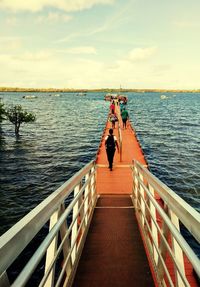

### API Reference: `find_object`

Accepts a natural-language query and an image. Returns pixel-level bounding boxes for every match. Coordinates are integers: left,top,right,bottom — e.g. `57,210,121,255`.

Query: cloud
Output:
60,46,97,55
127,47,158,62
36,12,72,23
12,51,52,62
0,37,22,51
174,21,200,28
5,16,18,26
55,0,130,43
0,0,115,12
0,51,104,88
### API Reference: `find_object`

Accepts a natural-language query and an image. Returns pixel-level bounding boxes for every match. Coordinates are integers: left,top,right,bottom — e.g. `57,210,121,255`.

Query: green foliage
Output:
6,105,36,135
0,100,6,123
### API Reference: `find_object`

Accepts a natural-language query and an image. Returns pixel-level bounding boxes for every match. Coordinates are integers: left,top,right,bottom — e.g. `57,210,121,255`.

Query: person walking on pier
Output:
109,112,118,129
121,108,129,129
105,128,119,171
110,101,115,114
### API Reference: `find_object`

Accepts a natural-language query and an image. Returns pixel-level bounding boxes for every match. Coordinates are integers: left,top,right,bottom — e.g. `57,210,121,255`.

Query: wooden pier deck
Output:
72,106,156,286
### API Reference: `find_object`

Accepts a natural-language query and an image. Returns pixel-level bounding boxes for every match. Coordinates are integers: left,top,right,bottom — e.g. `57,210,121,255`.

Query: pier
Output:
73,104,154,286
0,102,200,287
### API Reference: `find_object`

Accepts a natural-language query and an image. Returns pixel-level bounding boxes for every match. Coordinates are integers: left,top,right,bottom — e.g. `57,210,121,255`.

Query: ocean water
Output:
0,92,199,251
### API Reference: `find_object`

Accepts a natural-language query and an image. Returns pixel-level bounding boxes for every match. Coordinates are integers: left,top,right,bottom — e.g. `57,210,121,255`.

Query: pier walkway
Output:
72,106,155,286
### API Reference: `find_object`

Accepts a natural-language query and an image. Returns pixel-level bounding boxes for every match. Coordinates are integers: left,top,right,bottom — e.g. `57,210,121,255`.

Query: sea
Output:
0,91,200,255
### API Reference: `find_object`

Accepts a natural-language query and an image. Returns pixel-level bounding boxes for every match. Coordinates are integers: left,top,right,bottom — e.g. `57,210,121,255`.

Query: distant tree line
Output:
0,87,200,93
0,100,36,136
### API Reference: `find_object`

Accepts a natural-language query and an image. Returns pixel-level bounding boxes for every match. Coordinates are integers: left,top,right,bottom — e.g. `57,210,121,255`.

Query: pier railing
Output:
132,160,200,287
0,160,97,287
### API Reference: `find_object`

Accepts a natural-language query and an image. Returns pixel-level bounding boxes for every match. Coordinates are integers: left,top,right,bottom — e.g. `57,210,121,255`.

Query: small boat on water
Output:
76,92,87,96
48,94,61,97
22,95,38,99
160,94,168,100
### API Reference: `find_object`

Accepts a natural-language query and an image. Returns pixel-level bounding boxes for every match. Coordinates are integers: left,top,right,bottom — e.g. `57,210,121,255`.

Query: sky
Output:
0,0,200,89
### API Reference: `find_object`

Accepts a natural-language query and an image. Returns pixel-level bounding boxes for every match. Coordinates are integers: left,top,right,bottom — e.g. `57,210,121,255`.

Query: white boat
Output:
22,95,38,99
160,95,168,100
48,93,61,97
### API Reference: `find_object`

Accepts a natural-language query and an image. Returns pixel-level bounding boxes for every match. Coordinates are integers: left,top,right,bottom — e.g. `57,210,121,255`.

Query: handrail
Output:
132,160,200,286
135,172,200,280
0,160,97,287
134,160,200,243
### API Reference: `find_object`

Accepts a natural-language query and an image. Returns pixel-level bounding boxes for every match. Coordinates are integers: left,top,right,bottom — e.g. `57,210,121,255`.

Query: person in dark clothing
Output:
105,128,119,171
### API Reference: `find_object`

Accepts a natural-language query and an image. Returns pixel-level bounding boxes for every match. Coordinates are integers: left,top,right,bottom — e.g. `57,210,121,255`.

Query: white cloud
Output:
0,37,22,51
61,46,97,55
55,1,130,43
127,47,158,62
0,0,115,12
174,21,200,28
36,12,72,23
14,51,52,61
0,51,104,88
5,16,18,26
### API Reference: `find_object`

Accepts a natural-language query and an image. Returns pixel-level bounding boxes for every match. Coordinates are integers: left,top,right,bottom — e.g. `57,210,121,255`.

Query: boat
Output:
22,95,38,99
48,94,61,97
76,92,87,96
160,94,168,100
0,103,199,287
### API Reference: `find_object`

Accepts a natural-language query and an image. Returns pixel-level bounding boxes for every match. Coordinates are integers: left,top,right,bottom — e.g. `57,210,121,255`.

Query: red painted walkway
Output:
72,103,199,287
72,104,155,286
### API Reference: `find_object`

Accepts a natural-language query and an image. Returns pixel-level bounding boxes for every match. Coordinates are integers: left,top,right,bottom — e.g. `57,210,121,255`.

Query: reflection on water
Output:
0,92,200,238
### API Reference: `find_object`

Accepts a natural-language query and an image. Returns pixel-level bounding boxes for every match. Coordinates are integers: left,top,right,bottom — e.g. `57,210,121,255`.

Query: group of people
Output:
109,99,129,129
105,97,130,171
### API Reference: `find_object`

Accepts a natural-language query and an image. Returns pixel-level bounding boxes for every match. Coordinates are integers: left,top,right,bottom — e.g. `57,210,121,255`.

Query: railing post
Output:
149,184,159,264
156,204,170,284
84,172,90,226
139,172,146,227
169,209,185,287
91,166,96,205
44,208,59,287
71,184,81,264
59,203,72,277
132,163,139,210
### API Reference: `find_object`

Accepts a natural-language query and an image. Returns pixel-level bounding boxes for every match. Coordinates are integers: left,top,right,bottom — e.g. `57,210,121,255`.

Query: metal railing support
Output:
44,208,59,287
132,160,200,287
0,160,97,287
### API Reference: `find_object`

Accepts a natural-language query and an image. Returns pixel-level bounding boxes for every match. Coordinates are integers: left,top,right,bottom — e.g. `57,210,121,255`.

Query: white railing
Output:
0,160,97,287
132,160,200,287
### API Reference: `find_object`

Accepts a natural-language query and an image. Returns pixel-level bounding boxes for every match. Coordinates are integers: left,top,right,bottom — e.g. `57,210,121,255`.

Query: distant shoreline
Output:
0,87,200,93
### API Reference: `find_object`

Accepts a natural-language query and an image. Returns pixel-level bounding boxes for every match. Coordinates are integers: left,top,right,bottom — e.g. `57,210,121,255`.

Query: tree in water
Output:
6,105,36,136
0,100,6,137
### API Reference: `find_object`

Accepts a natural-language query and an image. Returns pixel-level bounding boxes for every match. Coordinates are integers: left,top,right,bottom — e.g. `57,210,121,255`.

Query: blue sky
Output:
0,0,200,89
